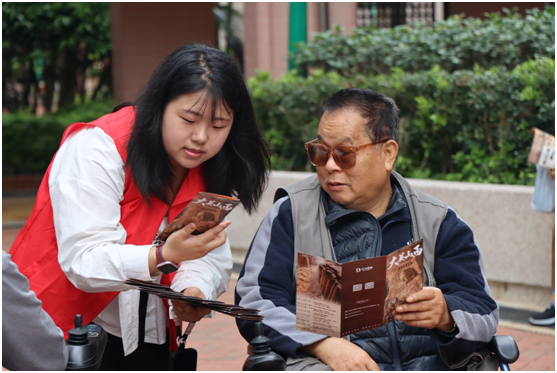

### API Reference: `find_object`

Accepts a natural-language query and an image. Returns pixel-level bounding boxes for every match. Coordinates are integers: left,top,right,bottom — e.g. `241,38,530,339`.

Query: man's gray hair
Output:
319,88,399,142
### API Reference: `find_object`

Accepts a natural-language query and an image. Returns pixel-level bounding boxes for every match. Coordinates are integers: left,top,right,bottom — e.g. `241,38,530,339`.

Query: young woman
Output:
9,43,270,370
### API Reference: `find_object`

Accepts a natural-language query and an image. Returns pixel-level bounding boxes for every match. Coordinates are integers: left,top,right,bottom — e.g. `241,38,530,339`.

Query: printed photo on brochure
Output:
155,192,240,242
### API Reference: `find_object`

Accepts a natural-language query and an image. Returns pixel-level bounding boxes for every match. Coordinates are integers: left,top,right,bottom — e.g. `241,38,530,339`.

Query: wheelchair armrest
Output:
487,335,519,364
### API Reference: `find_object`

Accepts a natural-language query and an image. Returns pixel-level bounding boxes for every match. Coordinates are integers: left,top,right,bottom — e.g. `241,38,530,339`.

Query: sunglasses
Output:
304,138,390,169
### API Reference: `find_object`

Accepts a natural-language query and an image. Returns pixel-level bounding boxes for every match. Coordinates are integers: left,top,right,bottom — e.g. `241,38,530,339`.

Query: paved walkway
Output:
3,196,555,371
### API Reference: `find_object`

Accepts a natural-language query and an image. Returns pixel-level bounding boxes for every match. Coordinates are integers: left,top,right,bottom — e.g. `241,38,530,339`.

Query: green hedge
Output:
292,7,554,77
2,98,114,175
249,57,555,185
4,58,554,186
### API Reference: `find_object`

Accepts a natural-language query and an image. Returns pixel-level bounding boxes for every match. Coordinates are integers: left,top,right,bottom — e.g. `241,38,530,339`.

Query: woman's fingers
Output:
172,300,210,322
197,221,231,244
163,220,231,262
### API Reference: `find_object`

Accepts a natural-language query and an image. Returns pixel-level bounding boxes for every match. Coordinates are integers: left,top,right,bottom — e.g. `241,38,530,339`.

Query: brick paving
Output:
501,326,555,371
2,228,20,253
186,278,249,371
3,197,555,371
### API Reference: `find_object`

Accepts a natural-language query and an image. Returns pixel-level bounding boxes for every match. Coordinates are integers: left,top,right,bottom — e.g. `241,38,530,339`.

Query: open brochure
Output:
155,192,240,242
528,128,555,169
296,239,424,338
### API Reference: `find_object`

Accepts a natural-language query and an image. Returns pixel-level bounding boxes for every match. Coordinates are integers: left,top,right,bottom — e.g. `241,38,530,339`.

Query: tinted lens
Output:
308,145,329,166
334,146,356,168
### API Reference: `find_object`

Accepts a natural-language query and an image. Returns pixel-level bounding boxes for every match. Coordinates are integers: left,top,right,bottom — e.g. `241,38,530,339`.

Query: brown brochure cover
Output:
155,192,240,242
296,239,424,338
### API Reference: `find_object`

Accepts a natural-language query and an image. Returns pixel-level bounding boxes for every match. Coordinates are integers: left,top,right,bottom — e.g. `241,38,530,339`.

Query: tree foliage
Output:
248,7,555,185
213,2,243,70
2,98,114,175
2,2,112,112
292,7,554,76
248,57,555,185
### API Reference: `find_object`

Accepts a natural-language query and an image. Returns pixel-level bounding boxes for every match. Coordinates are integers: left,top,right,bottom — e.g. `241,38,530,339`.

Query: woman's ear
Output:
383,140,399,172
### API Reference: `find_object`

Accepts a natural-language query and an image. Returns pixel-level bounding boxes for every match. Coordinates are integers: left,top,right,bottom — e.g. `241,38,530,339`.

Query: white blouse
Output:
49,127,232,355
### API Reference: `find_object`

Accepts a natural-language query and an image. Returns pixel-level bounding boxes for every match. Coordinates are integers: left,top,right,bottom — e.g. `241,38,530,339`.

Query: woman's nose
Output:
191,124,208,144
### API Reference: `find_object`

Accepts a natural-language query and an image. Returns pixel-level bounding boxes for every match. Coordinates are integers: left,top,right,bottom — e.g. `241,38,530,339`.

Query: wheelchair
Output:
241,322,520,371
488,335,520,371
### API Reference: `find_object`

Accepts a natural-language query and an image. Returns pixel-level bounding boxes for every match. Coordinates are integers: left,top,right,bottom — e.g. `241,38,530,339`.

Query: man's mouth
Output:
327,181,349,190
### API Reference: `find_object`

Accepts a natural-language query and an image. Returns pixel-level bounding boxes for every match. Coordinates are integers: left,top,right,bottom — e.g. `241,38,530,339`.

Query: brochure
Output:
122,193,255,320
528,128,555,169
296,239,424,338
124,279,263,321
155,192,240,242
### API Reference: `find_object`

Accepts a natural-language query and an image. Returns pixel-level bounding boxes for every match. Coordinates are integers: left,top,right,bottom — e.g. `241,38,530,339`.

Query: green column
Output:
289,2,307,71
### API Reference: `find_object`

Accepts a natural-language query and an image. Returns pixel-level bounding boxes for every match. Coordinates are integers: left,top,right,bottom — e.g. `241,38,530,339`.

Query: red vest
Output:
9,106,205,346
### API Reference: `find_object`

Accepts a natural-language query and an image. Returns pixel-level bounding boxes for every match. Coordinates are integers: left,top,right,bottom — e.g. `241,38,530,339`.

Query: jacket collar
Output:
378,177,408,223
322,175,408,227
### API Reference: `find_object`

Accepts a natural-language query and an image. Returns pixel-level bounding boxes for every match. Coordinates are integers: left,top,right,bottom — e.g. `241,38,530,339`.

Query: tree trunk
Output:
58,48,77,108
26,59,39,112
42,49,58,112
2,59,18,112
76,42,87,103
20,60,31,108
92,55,112,100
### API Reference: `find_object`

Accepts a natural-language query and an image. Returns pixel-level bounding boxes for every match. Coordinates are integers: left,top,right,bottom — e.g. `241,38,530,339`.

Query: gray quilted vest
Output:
273,170,448,286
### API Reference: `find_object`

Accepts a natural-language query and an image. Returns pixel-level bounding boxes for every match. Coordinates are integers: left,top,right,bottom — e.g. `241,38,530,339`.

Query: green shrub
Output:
292,7,555,77
249,70,345,171
2,98,114,175
248,57,555,185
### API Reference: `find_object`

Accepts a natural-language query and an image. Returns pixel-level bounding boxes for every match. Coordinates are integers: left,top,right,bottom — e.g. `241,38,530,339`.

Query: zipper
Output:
387,322,403,370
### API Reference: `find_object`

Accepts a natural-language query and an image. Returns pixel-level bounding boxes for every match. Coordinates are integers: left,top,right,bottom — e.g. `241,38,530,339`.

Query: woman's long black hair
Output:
124,43,270,214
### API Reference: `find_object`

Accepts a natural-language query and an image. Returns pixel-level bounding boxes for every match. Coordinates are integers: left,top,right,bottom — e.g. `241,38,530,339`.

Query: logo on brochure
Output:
356,266,373,273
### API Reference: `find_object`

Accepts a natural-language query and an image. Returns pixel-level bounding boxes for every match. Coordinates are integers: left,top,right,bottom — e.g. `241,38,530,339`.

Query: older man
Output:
235,88,498,370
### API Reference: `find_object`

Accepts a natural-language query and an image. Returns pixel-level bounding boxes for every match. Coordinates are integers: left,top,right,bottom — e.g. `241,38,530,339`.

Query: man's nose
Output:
324,152,342,172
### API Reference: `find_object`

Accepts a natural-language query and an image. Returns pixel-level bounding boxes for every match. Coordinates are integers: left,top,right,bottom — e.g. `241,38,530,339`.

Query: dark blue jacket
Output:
235,177,499,370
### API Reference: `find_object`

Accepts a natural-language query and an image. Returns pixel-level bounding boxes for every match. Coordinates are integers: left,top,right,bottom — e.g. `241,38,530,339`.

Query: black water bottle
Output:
243,322,286,371
65,314,107,370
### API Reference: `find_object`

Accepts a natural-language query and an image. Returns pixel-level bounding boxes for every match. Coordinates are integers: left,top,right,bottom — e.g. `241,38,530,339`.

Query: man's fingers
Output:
395,310,427,321
395,311,437,328
406,287,437,303
396,300,429,314
402,320,428,328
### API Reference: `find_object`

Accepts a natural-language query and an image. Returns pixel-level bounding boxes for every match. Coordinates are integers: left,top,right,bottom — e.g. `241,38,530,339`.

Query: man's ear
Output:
383,140,399,172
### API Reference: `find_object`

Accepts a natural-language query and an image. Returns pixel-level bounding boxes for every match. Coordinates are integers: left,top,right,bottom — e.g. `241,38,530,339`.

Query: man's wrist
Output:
436,309,456,332
434,324,459,344
437,322,457,333
301,336,330,356
436,296,455,332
